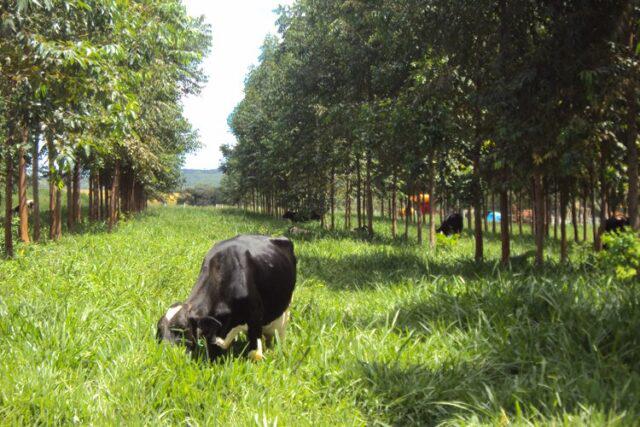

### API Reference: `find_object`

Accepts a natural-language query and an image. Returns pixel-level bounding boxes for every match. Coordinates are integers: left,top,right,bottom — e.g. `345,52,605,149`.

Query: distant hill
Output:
181,169,223,189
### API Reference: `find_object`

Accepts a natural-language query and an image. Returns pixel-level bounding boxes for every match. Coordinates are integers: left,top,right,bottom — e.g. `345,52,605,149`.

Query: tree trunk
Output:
560,186,568,263
534,171,545,266
356,156,362,228
100,179,105,221
66,174,73,231
31,131,40,242
545,193,551,238
517,193,523,235
591,184,598,249
429,171,436,248
108,163,120,231
404,197,410,241
626,92,638,229
365,152,374,235
500,188,510,264
491,192,496,234
416,192,422,245
344,176,351,230
483,195,488,233
47,136,62,241
596,153,607,251
571,198,579,243
553,192,558,240
18,139,30,243
4,137,14,257
73,160,81,226
88,169,94,221
582,196,588,242
473,149,483,261
330,169,336,231
391,174,397,238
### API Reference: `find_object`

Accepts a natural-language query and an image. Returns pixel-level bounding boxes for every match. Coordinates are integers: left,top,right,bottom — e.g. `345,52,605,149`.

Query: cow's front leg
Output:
247,323,264,362
215,325,248,350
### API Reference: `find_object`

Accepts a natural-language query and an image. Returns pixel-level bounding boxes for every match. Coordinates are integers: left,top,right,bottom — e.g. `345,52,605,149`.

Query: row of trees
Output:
0,0,210,257
223,0,639,265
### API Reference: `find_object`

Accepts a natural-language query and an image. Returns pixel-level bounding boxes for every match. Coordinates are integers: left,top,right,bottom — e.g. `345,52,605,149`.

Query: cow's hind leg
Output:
262,310,289,347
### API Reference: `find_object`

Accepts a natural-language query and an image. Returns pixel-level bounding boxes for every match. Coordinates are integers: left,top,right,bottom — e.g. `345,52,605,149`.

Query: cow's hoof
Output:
248,350,264,362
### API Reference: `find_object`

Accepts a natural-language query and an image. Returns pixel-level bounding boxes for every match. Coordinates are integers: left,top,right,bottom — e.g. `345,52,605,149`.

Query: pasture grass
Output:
0,206,638,425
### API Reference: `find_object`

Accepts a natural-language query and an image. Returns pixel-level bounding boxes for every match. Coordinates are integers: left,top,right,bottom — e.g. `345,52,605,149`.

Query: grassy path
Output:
0,207,638,425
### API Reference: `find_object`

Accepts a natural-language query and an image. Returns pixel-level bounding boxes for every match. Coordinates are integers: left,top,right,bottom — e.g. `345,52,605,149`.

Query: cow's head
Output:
156,302,197,351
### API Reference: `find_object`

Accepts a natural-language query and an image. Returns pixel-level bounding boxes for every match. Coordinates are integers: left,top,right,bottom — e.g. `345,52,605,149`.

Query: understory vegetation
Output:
0,207,638,425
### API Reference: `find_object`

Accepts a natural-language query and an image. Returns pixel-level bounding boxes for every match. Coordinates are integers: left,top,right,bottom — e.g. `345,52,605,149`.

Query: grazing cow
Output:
283,210,322,222
604,216,630,234
437,213,463,236
12,199,34,214
157,235,296,361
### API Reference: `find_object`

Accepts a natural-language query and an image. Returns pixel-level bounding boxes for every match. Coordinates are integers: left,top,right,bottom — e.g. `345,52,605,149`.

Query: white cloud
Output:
181,0,294,170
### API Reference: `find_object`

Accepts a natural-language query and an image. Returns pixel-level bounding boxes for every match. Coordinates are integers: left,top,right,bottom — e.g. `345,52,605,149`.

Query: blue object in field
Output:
487,211,502,222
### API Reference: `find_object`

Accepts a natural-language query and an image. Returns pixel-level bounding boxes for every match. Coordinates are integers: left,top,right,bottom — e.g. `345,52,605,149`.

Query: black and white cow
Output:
437,213,463,236
12,199,34,214
157,235,296,361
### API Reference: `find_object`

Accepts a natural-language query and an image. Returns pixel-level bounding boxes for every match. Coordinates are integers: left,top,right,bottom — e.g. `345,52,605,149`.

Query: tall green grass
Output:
0,207,638,425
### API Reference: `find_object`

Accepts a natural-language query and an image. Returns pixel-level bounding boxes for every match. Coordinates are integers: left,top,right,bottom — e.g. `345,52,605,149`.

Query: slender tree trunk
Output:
596,153,607,251
508,192,513,235
330,168,335,231
344,176,351,230
483,195,488,233
391,174,397,238
626,93,638,229
517,192,523,235
571,198,579,243
4,137,14,257
553,192,558,240
108,163,120,231
73,160,81,226
365,152,374,235
416,192,422,245
66,175,73,231
47,136,61,241
473,148,483,261
404,197,410,241
89,169,94,221
491,192,496,234
591,184,598,248
545,193,551,238
534,171,545,266
582,196,588,242
18,139,30,243
429,171,436,248
560,186,568,263
500,188,510,264
99,179,105,221
356,156,362,228
31,132,40,242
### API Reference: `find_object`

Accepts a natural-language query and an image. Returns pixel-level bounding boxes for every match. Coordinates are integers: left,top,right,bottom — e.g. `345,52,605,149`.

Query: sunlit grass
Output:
0,206,637,425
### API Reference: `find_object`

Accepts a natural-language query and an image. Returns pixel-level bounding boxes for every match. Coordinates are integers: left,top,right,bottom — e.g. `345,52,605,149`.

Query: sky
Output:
182,0,294,170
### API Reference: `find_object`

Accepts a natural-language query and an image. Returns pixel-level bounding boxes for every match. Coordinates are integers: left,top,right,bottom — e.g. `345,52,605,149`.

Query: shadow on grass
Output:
300,245,591,291
356,280,640,424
